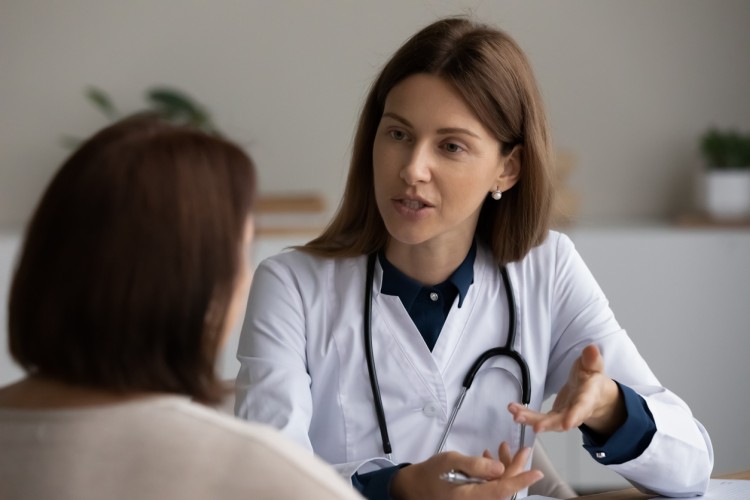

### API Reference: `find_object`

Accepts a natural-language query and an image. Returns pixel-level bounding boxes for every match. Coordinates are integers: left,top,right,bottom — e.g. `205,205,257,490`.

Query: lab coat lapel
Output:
371,263,448,411
430,251,488,374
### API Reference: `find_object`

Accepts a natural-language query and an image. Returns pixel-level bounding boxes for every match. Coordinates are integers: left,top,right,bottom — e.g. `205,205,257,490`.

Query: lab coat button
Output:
422,402,439,417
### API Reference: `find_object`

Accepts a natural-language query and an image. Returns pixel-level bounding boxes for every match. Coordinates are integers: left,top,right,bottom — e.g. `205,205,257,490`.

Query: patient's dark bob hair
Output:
8,114,256,404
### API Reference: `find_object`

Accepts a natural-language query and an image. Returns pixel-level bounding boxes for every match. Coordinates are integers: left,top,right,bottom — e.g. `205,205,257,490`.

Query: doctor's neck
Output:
384,238,473,286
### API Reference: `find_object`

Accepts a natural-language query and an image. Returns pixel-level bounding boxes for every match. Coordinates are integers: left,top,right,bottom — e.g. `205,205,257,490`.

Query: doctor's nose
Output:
399,144,432,185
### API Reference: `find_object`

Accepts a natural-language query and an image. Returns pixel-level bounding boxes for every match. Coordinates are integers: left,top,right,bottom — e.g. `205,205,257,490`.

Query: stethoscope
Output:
363,252,531,462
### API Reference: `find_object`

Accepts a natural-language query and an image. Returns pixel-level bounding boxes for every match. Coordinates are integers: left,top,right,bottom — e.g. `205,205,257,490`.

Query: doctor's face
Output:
372,73,516,255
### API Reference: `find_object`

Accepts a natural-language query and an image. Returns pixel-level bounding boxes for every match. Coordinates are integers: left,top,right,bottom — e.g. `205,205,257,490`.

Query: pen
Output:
439,470,487,484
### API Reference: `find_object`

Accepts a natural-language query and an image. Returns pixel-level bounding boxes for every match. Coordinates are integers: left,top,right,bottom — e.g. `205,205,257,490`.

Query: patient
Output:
0,114,361,500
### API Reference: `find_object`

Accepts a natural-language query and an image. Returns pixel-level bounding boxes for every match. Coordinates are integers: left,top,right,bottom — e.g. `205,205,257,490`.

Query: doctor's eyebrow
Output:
381,112,481,139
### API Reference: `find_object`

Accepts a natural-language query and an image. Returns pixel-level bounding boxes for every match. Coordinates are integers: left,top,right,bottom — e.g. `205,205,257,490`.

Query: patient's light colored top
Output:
0,394,361,500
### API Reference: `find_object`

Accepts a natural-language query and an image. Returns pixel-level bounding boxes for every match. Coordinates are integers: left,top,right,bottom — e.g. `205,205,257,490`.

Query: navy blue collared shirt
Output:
352,243,656,499
378,241,476,351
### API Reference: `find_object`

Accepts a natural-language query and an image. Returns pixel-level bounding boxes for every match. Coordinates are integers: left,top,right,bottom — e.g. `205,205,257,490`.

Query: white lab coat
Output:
236,231,713,497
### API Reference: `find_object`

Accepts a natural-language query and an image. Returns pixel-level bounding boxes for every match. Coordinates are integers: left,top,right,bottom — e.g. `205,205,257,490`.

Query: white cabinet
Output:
0,234,23,385
542,226,750,491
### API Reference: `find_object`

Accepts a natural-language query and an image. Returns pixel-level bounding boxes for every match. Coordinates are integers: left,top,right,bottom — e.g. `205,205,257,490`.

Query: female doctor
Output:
236,17,713,500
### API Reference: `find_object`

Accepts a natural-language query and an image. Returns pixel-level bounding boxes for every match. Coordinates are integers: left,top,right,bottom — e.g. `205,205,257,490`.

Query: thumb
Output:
581,344,604,373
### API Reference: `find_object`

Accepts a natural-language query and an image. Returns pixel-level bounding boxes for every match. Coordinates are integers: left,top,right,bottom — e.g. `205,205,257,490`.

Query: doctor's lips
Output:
393,195,433,211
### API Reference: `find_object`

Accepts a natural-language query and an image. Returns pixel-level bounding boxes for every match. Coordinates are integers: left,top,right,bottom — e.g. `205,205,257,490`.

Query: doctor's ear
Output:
495,145,522,192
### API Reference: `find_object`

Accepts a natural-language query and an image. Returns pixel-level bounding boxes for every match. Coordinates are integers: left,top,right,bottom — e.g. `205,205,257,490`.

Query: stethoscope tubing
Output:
364,252,531,463
364,253,393,460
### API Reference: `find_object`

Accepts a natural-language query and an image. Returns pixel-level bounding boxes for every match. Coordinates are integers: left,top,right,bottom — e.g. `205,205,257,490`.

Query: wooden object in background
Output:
255,192,327,236
676,213,750,229
256,194,325,214
550,150,580,228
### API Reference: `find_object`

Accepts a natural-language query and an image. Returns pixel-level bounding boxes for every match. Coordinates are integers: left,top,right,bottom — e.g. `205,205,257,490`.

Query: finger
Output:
509,404,567,433
445,453,505,479
482,449,493,459
486,469,544,498
498,441,512,468
504,446,533,476
507,403,547,423
532,413,568,433
547,400,600,432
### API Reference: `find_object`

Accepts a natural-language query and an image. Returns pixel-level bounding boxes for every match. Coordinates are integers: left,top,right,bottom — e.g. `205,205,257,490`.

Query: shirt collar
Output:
378,240,476,309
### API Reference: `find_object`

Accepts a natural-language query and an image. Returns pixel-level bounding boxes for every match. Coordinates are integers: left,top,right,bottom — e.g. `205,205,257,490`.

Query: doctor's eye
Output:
388,129,408,142
442,142,466,154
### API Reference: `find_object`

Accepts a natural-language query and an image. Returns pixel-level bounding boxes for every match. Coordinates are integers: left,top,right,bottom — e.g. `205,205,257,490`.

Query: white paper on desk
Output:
652,479,750,499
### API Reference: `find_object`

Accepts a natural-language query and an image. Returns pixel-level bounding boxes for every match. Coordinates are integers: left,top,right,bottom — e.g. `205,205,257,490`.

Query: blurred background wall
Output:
2,0,750,229
2,0,749,493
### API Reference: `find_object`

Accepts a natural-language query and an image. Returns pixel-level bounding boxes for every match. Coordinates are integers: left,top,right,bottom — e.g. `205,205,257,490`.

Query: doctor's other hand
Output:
508,344,626,437
389,442,543,500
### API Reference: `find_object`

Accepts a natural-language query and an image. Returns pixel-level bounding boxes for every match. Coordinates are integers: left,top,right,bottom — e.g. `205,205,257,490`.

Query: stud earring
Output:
491,189,502,201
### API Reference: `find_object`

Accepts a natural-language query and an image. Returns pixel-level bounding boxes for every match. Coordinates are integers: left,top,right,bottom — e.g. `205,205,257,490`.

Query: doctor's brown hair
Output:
304,16,552,264
8,114,256,404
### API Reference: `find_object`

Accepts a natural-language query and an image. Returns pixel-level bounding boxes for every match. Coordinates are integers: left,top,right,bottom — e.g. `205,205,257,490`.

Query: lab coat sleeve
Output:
235,257,314,449
234,256,396,481
544,233,713,497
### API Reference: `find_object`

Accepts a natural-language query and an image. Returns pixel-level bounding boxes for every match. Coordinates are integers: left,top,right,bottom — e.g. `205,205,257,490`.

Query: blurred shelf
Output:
255,192,326,237
676,213,750,229
256,193,325,214
256,226,323,237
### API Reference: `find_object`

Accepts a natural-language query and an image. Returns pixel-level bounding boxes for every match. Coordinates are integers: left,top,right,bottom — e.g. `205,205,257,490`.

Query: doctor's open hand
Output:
389,442,543,500
508,344,627,437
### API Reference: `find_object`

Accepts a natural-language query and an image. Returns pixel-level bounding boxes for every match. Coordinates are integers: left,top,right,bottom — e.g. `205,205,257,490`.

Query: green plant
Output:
700,128,750,169
64,85,220,147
